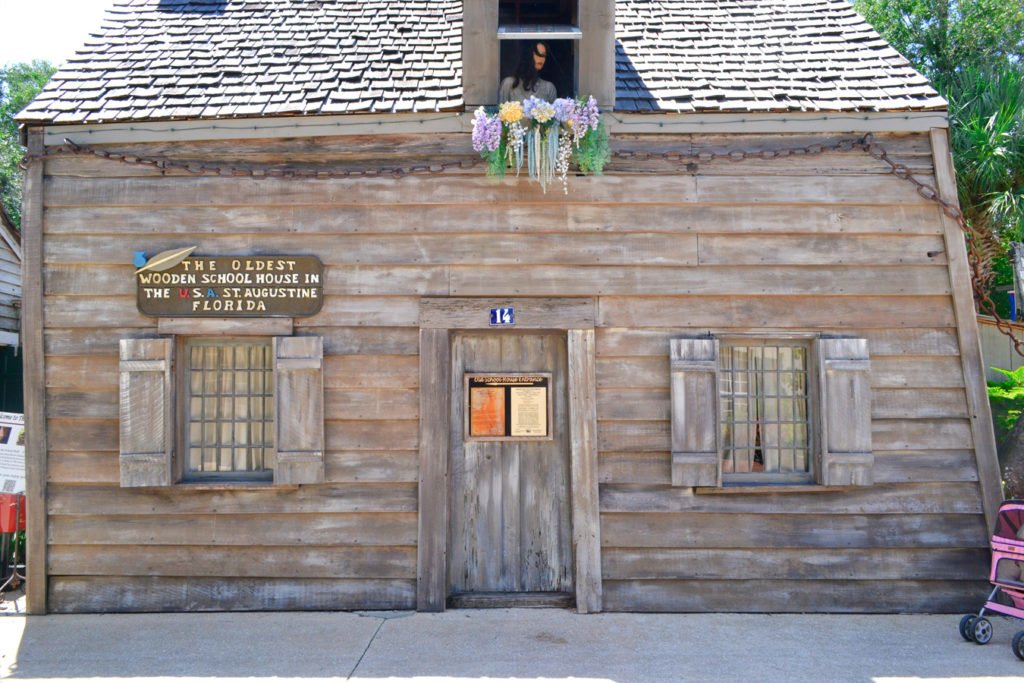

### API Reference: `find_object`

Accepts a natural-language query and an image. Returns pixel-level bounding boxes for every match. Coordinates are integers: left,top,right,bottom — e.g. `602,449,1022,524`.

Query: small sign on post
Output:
489,307,515,326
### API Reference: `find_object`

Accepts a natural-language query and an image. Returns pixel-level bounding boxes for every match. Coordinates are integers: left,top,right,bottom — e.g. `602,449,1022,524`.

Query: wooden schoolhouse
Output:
16,0,1001,613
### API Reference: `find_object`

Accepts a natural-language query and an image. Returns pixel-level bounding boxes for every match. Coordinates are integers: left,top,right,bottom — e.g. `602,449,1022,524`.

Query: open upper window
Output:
498,0,580,99
463,0,614,108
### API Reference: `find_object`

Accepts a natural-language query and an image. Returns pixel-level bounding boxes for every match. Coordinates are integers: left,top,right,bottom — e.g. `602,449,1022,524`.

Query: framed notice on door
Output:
465,373,553,441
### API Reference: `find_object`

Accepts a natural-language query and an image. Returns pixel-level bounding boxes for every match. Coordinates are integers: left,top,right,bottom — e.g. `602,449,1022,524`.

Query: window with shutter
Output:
119,338,174,488
118,334,325,487
669,335,872,488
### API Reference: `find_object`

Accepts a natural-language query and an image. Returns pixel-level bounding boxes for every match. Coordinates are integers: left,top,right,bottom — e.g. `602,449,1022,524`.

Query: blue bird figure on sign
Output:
132,251,147,268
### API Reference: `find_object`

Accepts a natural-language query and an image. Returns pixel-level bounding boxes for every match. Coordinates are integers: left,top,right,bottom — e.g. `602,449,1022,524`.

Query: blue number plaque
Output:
489,307,515,326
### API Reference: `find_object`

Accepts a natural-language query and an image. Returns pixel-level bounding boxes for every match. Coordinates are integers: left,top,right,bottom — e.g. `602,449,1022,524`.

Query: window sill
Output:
694,484,846,495
175,481,293,491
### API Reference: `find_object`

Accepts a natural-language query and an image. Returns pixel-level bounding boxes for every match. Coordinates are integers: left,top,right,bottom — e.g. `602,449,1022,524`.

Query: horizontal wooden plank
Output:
694,174,934,205
597,358,669,390
598,389,670,421
50,512,418,546
45,233,698,266
49,576,416,612
873,388,968,419
297,297,420,327
597,419,972,455
699,235,947,266
450,265,950,297
46,389,117,420
324,356,419,389
599,421,670,452
873,451,979,483
600,512,988,548
48,418,117,452
49,483,417,515
601,579,986,613
45,328,155,356
44,202,944,236
43,174,700,208
49,544,416,579
596,327,960,357
48,451,119,485
325,451,418,483
599,482,983,514
871,357,964,388
45,296,151,327
326,420,418,451
602,547,988,581
873,419,973,450
45,356,117,388
317,327,419,355
603,355,968,393
420,297,595,329
595,388,970,421
325,388,419,420
598,450,985,486
598,296,956,328
599,451,671,485
45,131,929,162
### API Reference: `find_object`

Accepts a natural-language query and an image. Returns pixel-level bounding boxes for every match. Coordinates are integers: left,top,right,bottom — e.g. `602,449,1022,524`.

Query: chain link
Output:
21,132,1022,354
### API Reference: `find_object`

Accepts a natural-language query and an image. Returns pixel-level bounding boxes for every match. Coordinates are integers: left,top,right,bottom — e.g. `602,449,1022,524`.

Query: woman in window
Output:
498,41,556,102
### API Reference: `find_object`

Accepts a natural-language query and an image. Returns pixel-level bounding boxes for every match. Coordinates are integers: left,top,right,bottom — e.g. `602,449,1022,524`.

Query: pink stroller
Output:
960,500,1024,659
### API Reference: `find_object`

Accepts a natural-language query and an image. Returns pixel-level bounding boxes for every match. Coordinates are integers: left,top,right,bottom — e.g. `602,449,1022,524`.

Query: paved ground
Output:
4,589,1024,682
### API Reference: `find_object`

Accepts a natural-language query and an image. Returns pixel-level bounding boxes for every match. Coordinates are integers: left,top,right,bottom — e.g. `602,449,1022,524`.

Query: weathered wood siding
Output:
40,131,990,612
0,215,21,338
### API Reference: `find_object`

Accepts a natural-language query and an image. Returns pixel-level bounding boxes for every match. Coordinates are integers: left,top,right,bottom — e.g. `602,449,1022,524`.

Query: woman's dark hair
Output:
512,41,548,91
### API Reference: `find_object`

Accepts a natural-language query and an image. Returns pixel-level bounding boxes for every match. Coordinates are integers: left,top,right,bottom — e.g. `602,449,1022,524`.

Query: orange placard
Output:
469,386,506,436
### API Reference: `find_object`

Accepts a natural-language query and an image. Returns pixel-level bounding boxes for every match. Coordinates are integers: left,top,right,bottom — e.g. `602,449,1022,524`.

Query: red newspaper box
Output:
0,493,25,533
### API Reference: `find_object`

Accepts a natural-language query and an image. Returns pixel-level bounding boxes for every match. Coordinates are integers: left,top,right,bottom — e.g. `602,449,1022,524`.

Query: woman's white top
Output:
498,76,557,103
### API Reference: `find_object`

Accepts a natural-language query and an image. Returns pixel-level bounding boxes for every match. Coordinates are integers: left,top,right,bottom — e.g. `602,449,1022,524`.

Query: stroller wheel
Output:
960,615,977,641
973,617,993,645
1013,631,1024,661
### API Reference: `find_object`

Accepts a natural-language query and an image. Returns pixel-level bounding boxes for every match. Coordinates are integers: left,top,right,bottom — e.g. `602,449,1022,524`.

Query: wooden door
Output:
448,332,573,603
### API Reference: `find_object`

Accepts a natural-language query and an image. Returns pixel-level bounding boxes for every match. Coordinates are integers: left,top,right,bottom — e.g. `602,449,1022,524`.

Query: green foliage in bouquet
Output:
572,118,609,176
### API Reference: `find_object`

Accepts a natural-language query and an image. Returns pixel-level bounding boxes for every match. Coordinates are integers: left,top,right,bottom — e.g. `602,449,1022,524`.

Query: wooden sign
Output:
136,254,324,317
466,374,552,440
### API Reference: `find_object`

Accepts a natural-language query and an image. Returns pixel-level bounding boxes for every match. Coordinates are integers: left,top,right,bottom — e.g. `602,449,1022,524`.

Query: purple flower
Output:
571,95,601,133
471,107,502,153
552,98,577,123
522,96,544,119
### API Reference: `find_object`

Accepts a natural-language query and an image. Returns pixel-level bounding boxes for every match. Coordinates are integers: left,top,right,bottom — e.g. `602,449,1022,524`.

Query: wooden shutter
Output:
119,338,174,487
817,338,873,486
670,338,721,487
273,336,325,485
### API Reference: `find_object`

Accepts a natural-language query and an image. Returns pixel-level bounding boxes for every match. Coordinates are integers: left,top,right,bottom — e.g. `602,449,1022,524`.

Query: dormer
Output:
463,0,615,109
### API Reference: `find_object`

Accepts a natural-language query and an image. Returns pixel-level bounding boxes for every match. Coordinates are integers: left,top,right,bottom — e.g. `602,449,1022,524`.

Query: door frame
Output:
416,297,602,613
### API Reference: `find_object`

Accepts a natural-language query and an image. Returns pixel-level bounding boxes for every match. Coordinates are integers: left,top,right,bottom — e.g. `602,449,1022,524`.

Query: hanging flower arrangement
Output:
471,95,610,194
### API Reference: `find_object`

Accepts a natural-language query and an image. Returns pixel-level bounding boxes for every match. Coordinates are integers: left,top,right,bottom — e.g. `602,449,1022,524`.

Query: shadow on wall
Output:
158,0,228,13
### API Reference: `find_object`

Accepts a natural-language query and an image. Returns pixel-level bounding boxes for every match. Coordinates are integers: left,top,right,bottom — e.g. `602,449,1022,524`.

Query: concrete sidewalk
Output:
4,605,1024,682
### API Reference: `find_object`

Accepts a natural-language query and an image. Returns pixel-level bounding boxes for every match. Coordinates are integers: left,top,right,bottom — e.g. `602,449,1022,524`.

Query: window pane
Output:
185,339,273,477
720,340,810,477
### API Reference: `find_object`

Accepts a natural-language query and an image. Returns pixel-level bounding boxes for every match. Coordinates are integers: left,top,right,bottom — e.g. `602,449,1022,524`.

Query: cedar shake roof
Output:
18,0,944,125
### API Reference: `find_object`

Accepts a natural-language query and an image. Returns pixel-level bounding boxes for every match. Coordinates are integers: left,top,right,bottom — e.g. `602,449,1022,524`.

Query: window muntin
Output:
184,338,274,479
719,340,812,481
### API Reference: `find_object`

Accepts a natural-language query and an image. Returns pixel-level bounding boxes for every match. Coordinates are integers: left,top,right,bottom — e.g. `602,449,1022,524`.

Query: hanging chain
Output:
21,132,1022,353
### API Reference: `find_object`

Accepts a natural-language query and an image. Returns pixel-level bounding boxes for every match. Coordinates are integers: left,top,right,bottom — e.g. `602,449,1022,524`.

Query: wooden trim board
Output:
929,127,1002,533
22,128,47,613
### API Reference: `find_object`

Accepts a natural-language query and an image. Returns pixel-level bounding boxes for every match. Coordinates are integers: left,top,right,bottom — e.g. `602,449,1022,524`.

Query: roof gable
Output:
18,0,943,126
